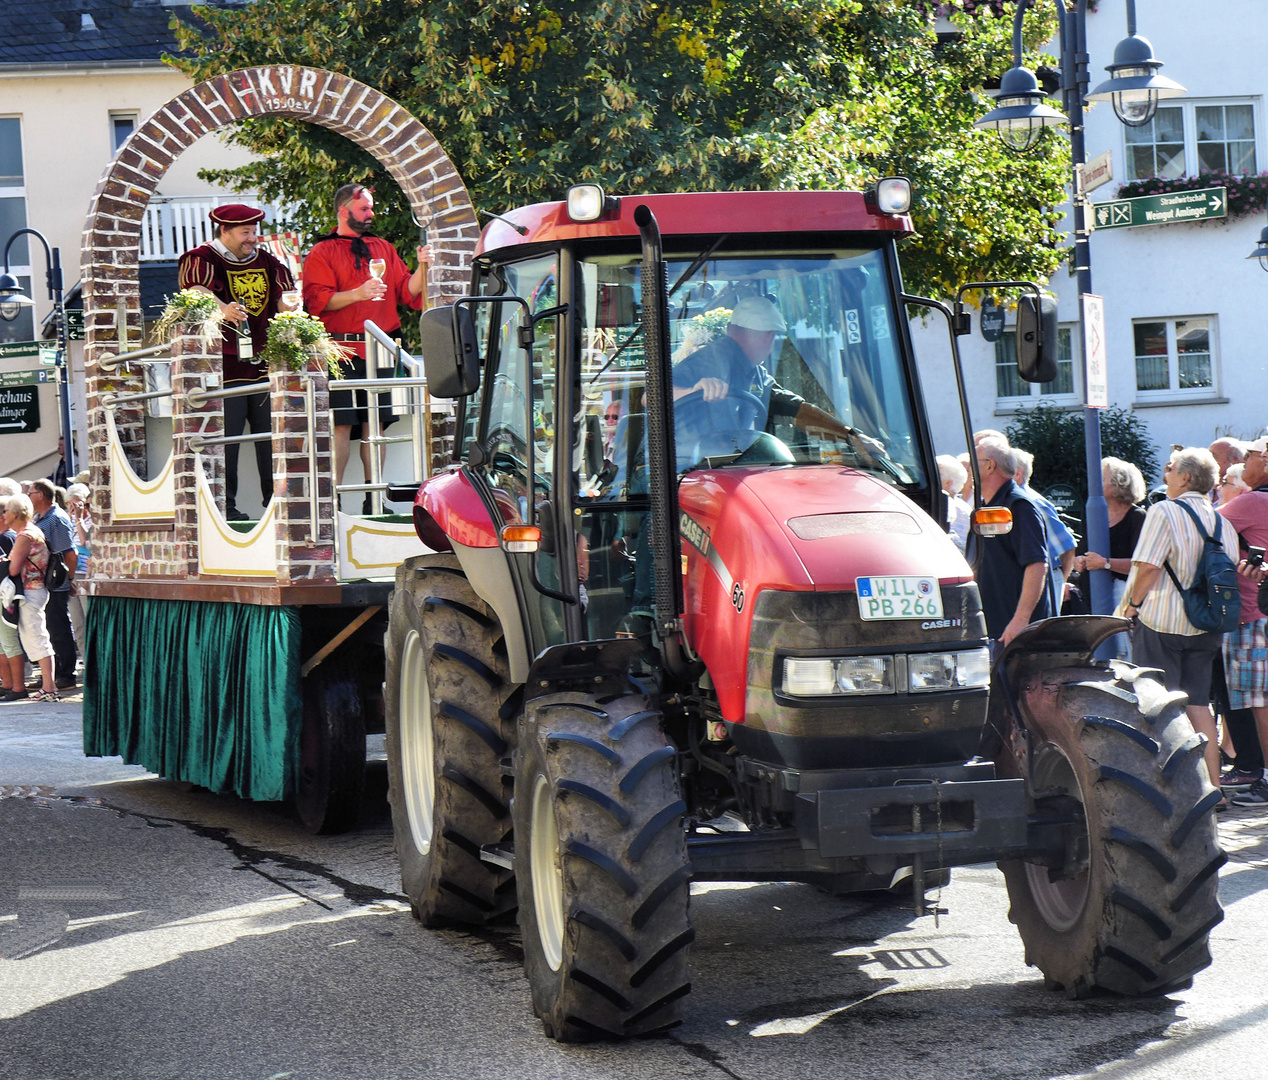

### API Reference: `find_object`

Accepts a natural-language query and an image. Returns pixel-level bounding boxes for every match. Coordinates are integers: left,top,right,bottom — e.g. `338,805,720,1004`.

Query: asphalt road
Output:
3,695,1268,1080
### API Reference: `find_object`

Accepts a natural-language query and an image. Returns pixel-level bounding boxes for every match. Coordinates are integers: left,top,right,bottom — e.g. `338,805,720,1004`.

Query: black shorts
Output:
330,353,395,433
1131,621,1222,706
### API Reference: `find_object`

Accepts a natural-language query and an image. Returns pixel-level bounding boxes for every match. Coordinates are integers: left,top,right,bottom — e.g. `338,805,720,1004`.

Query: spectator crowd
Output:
958,430,1268,811
1,471,92,703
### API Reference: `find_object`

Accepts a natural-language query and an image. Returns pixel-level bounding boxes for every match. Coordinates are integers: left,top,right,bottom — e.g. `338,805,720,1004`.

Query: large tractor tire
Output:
1001,664,1225,998
295,661,367,834
515,690,693,1042
385,554,519,926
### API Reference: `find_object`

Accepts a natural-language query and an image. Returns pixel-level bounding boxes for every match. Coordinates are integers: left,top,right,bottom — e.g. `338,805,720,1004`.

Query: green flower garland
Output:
152,288,224,348
260,311,350,378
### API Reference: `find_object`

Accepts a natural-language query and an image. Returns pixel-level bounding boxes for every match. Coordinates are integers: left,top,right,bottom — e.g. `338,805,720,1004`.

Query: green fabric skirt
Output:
83,596,302,802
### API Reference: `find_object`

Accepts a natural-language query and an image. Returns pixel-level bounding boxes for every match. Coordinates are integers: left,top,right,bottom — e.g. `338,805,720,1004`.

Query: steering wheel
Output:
673,386,767,431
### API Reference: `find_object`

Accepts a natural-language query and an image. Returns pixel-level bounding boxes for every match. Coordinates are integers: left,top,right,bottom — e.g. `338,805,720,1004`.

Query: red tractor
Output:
384,183,1223,1041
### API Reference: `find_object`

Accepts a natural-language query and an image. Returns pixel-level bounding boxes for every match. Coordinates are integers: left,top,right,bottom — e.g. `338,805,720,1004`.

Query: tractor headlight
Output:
781,649,988,697
783,656,894,697
908,649,991,693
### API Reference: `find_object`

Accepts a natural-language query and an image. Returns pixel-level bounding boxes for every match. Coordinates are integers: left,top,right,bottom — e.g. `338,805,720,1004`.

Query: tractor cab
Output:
418,186,941,669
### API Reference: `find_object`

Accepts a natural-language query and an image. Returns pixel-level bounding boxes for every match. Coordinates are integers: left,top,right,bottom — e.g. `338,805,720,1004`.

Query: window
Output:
1133,317,1216,397
110,113,137,153
1196,104,1256,174
0,117,32,343
994,325,1078,402
1125,100,1258,180
0,118,22,186
1124,106,1185,180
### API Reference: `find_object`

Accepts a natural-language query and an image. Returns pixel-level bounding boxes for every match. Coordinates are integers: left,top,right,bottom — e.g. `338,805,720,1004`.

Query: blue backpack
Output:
1162,500,1241,634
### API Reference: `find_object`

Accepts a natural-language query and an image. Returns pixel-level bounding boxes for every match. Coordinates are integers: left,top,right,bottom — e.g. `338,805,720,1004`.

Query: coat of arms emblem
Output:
227,269,270,317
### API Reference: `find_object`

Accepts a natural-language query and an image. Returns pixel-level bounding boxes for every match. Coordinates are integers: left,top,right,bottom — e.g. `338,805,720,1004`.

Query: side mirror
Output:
1016,295,1058,383
419,304,481,398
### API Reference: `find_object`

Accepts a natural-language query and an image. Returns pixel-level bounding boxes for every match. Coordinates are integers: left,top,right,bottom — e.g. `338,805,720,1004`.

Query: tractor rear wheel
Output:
385,554,518,926
1002,664,1225,997
515,690,693,1042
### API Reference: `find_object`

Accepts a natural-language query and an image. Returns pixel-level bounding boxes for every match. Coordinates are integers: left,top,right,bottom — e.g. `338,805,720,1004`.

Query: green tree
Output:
170,0,1069,298
1006,402,1161,521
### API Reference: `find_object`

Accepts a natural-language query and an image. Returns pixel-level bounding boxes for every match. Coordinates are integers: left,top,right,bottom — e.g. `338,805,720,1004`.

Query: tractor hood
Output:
678,464,971,595
677,465,974,723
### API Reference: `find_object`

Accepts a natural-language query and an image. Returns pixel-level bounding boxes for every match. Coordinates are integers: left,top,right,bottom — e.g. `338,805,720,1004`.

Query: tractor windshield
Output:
577,247,926,497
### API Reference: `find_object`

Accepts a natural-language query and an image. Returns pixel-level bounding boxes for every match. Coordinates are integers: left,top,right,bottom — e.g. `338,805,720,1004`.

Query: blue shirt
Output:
34,505,74,592
672,335,803,423
1027,486,1075,604
969,480,1055,639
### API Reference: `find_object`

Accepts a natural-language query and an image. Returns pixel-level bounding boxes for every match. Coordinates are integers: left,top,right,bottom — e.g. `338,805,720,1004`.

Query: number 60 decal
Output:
731,582,745,612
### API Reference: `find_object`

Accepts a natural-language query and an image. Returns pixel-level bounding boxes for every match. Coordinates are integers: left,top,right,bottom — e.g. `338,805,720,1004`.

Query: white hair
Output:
977,437,1016,476
1102,457,1146,505
1012,448,1034,485
936,455,968,493
0,476,20,498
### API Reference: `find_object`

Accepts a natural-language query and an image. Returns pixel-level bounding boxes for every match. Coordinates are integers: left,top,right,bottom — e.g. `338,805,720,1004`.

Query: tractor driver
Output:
671,296,882,459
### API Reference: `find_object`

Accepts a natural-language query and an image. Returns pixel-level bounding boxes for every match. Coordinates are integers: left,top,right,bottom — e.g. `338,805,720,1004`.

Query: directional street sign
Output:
0,340,41,360
0,368,51,388
1092,186,1226,231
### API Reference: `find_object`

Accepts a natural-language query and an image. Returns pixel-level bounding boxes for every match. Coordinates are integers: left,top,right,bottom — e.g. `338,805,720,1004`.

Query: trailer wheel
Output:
515,691,692,1042
295,662,366,834
385,555,517,926
1002,665,1225,998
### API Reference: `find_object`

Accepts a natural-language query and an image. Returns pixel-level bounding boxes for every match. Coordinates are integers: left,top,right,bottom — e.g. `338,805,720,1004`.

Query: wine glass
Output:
368,258,387,300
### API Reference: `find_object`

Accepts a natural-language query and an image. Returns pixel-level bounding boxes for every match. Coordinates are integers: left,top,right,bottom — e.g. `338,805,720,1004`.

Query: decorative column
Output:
170,326,225,578
270,362,336,585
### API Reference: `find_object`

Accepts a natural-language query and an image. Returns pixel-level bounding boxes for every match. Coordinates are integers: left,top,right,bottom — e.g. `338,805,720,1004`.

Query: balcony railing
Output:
139,196,268,262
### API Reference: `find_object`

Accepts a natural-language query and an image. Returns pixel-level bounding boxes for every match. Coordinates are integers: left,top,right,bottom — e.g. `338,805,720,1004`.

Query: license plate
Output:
856,576,943,621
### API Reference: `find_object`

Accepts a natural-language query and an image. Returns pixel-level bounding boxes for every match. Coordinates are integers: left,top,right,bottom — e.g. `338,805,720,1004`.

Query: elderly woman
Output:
3,493,57,701
0,479,25,700
66,482,92,659
1118,447,1237,792
1075,457,1148,612
1218,462,1251,507
936,454,971,553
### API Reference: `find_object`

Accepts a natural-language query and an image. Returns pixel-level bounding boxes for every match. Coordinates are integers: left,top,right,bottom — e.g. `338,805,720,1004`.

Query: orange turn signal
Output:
973,506,1013,536
501,525,541,553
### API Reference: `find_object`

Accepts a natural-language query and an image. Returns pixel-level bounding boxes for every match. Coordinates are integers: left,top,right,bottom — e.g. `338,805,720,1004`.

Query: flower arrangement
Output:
259,310,350,377
152,288,224,349
1116,171,1268,221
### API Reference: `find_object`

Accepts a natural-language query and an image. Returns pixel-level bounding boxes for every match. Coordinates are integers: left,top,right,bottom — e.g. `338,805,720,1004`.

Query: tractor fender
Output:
523,638,655,706
987,614,1133,784
413,468,502,550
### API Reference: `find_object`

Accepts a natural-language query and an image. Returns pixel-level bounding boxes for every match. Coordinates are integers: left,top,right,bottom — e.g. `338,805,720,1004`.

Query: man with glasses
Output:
967,437,1054,647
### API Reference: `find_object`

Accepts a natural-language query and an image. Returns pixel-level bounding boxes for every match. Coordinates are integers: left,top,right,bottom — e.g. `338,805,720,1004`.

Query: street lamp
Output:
1246,223,1268,271
973,0,1183,619
0,229,75,478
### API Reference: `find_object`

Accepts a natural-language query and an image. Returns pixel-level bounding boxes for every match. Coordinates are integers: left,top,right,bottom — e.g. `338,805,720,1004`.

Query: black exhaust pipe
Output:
634,204,692,678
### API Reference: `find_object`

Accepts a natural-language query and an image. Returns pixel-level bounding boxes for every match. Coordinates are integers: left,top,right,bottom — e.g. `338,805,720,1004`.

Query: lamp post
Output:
974,0,1183,617
0,228,75,479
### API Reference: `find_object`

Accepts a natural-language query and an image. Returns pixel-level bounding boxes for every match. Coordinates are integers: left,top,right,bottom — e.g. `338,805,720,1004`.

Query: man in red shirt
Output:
179,203,295,520
302,185,432,504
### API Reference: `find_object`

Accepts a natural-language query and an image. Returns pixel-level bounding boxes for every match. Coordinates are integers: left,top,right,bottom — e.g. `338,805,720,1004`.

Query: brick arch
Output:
81,65,479,481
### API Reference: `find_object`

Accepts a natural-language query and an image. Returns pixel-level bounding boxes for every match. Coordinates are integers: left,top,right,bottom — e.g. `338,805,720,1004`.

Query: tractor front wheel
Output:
1002,664,1225,997
515,690,693,1042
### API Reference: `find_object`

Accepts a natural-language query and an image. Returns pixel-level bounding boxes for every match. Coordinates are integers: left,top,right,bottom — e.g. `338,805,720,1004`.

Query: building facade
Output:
0,0,256,482
915,1,1268,484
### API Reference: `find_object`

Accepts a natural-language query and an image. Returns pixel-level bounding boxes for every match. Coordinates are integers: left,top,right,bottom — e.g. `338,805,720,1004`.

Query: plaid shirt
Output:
1124,492,1239,636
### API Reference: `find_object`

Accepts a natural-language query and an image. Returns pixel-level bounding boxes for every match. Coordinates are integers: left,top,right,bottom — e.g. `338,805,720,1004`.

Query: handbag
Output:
44,550,69,592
